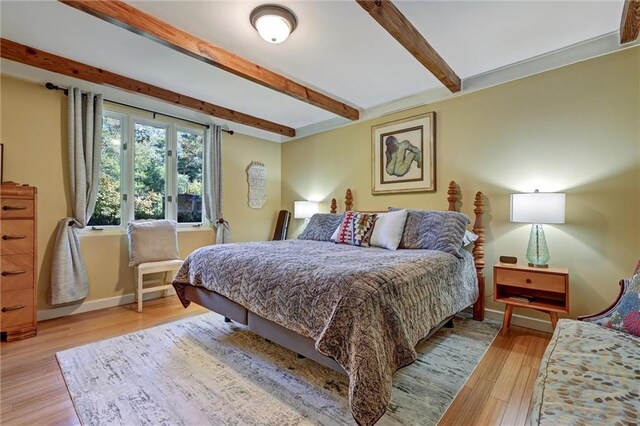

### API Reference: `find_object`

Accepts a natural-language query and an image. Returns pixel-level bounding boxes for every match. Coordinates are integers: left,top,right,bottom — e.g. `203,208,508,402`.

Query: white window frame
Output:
88,109,206,231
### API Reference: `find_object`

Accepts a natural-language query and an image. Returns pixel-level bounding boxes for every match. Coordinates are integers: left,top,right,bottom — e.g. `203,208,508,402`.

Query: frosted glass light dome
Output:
250,5,297,44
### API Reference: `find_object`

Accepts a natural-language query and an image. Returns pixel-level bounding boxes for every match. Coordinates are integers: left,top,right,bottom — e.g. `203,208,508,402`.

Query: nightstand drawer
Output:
495,268,566,293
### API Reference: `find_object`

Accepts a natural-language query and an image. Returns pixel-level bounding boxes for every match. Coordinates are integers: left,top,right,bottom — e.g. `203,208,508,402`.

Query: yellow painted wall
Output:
282,47,640,321
0,75,281,312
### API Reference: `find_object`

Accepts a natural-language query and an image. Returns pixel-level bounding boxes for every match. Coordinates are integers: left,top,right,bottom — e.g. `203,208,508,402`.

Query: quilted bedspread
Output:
529,319,640,425
173,240,478,425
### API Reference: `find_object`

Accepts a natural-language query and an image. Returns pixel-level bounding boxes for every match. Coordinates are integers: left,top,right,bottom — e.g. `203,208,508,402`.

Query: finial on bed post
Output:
330,198,337,214
472,191,485,321
447,181,458,212
345,189,353,211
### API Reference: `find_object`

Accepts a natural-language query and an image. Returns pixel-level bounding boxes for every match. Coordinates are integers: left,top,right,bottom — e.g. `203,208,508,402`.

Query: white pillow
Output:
330,222,341,241
462,230,479,247
370,209,408,250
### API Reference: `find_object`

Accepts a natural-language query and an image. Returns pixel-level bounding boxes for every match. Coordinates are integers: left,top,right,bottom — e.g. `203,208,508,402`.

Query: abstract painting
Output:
371,112,436,194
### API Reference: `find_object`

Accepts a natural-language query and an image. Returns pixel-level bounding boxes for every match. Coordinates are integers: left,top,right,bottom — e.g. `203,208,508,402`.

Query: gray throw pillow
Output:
127,220,180,267
298,213,344,242
389,208,470,257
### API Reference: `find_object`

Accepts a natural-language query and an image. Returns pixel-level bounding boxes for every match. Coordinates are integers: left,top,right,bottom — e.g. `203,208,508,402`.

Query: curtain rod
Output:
45,82,234,135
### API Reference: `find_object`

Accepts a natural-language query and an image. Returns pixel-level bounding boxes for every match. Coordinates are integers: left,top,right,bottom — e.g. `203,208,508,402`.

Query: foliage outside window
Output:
88,110,205,228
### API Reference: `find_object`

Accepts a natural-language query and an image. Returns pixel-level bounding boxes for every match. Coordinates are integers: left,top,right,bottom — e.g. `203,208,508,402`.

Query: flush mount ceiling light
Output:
250,4,298,44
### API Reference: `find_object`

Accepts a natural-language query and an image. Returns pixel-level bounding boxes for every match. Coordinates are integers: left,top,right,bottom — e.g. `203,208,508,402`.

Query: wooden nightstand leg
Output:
550,312,559,329
502,305,514,336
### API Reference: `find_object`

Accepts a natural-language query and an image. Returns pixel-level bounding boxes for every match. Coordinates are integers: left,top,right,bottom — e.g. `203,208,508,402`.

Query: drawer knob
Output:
2,206,27,211
525,278,532,283
2,235,27,240
2,270,26,276
1,305,26,312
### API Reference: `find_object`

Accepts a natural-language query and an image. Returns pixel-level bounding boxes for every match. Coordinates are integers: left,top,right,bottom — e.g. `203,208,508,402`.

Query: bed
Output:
172,181,486,425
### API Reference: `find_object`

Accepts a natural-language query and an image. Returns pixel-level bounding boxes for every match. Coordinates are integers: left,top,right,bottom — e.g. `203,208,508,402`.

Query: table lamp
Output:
294,201,319,228
510,190,565,268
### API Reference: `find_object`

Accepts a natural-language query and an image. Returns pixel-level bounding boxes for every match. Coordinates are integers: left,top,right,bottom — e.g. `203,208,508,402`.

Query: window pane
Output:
89,116,122,226
177,131,203,223
134,123,166,220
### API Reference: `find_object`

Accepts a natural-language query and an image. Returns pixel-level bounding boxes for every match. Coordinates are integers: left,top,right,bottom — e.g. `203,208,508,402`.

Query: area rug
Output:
57,312,500,425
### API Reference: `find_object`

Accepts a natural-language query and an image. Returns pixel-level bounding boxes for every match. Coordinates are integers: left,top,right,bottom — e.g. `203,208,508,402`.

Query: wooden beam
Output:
59,0,360,121
0,39,295,137
620,0,640,44
356,0,461,93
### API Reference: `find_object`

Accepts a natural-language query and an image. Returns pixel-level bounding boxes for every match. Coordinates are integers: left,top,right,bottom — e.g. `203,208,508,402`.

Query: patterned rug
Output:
57,312,500,425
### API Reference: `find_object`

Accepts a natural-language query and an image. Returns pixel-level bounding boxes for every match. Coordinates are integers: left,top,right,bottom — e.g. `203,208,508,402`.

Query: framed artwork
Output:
371,112,436,194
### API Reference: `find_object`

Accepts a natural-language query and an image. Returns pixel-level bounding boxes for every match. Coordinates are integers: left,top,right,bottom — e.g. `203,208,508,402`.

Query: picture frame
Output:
371,112,436,194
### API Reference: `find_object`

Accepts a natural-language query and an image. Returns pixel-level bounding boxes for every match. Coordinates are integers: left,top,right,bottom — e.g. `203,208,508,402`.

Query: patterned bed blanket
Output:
173,239,478,425
529,319,640,425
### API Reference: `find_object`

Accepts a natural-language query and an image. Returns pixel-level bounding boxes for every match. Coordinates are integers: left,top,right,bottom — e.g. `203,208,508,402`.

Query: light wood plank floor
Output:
1,297,550,425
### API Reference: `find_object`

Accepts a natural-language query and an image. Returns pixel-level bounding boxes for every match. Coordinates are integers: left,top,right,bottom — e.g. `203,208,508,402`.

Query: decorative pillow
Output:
369,209,408,250
462,230,479,247
127,220,180,267
297,213,344,241
335,211,377,247
389,208,470,257
592,272,640,337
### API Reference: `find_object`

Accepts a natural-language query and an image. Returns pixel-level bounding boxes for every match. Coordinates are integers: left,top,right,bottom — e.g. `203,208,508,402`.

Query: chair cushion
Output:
137,259,184,273
127,220,180,267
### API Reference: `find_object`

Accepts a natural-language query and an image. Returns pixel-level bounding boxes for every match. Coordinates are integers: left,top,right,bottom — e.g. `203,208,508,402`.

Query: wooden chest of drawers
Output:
1,184,37,341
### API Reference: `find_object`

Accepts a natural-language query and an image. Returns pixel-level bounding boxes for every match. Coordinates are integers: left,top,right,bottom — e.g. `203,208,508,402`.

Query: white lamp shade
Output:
294,201,319,219
510,192,565,224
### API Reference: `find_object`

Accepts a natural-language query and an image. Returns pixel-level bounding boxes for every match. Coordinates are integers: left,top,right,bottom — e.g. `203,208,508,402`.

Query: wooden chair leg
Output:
550,312,559,329
162,271,169,297
137,268,144,313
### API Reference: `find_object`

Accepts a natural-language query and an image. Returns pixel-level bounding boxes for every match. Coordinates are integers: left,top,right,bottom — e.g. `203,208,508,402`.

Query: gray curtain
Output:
203,124,231,243
50,88,103,305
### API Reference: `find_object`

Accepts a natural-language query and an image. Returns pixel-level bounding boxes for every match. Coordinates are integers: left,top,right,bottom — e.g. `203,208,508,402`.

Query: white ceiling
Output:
0,0,627,142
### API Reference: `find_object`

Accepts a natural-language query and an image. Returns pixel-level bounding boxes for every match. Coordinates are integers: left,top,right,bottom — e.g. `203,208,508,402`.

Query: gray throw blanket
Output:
173,240,478,425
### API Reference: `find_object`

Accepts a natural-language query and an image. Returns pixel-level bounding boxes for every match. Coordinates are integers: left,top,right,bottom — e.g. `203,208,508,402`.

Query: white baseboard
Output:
37,288,177,321
484,308,553,333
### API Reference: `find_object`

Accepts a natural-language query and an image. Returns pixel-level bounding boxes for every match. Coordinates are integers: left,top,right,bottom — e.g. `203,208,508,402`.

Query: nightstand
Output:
494,263,569,336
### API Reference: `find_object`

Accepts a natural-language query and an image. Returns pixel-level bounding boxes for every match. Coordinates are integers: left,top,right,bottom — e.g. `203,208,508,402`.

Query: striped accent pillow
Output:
335,212,378,247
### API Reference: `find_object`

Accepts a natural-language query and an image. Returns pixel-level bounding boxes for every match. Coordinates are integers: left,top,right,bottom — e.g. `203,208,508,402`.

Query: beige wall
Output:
282,47,640,321
1,75,281,312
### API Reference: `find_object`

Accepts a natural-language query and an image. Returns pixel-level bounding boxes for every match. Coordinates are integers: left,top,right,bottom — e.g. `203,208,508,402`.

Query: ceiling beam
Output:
0,38,296,137
58,0,360,121
356,0,461,93
620,0,640,44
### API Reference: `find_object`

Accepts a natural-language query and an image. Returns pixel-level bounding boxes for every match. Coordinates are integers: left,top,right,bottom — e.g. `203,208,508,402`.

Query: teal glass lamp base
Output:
526,224,550,268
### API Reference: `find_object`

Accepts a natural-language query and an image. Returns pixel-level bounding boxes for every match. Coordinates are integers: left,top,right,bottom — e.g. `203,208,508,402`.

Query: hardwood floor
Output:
1,297,550,426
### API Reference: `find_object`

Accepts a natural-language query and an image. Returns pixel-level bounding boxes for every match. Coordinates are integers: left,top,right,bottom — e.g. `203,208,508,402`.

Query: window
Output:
89,114,124,227
89,110,205,229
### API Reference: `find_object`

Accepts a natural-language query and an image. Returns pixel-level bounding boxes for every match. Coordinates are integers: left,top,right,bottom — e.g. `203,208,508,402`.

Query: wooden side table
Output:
494,263,569,336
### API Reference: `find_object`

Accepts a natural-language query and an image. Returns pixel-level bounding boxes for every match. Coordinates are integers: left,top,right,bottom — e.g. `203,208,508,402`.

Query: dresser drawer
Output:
495,268,566,293
0,289,35,329
1,198,34,219
1,255,34,291
1,220,34,255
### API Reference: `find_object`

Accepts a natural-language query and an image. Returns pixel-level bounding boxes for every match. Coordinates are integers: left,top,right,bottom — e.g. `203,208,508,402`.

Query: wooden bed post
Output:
345,189,353,211
472,191,485,321
330,198,337,214
447,181,458,211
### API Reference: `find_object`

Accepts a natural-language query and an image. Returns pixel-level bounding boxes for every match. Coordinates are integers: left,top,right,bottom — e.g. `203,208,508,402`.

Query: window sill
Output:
78,225,213,237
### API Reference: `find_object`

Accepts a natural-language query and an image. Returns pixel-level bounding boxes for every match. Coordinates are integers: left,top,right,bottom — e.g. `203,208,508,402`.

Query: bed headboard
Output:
329,181,486,321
